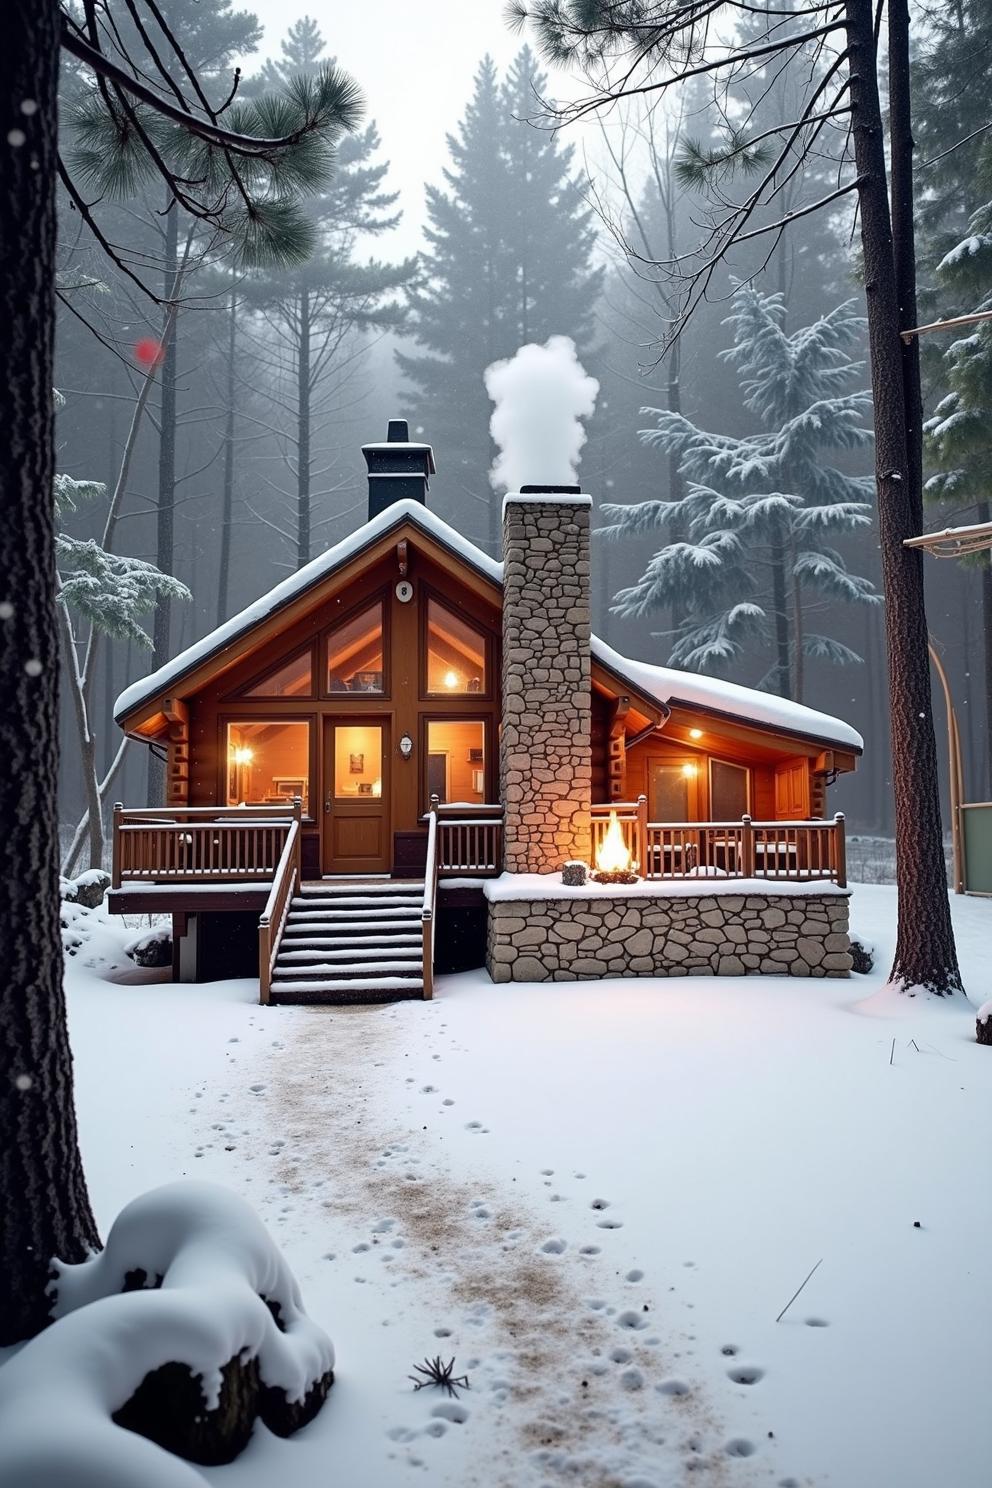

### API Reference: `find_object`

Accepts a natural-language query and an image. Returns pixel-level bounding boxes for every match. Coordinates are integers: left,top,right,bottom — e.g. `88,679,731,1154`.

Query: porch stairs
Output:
267,879,426,1004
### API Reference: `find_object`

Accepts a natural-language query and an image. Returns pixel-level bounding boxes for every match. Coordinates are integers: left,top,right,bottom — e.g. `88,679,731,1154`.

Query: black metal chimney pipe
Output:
362,419,436,520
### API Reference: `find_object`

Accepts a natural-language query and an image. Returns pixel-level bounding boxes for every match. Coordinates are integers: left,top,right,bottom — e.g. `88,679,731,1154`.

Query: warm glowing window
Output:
648,761,694,822
426,599,486,695
226,721,310,812
327,603,384,693
710,759,749,820
426,720,486,805
334,724,383,798
241,649,312,698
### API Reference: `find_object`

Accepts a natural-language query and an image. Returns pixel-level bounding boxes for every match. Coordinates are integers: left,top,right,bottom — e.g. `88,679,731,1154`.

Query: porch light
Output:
689,728,703,740
232,746,254,766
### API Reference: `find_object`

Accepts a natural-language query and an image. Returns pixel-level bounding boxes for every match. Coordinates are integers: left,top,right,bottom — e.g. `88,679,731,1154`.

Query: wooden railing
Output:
111,802,300,887
591,801,846,887
434,803,504,876
422,797,441,1001
258,817,302,1006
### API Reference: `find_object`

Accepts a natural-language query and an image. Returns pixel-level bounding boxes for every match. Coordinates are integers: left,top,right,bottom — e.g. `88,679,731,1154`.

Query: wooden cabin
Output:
110,421,861,1000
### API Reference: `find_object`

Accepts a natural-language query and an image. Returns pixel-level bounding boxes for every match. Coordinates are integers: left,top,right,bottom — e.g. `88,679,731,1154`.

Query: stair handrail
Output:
258,798,302,1006
422,794,440,1001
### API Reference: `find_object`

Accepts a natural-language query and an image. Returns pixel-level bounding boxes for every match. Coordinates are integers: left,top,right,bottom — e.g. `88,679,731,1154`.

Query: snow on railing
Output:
111,803,299,887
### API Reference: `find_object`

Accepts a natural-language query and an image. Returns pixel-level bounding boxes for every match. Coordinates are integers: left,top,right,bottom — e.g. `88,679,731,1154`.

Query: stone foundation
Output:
486,890,851,982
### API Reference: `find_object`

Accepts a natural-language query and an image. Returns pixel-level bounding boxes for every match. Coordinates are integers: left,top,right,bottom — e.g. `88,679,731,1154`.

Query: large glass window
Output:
241,649,312,698
710,759,749,820
326,602,384,694
333,724,383,798
226,721,310,812
648,761,697,822
426,599,486,695
426,720,486,805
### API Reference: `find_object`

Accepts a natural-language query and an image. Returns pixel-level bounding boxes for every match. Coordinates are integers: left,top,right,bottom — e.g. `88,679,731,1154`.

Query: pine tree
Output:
915,5,992,794
923,148,992,791
242,18,413,568
602,291,878,698
397,48,602,545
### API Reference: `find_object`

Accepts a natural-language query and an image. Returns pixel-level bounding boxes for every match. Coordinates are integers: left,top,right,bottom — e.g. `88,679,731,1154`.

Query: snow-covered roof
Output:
115,498,860,753
115,500,500,721
591,638,863,752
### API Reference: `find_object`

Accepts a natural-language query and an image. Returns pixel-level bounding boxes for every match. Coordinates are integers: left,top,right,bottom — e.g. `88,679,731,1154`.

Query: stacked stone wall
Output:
486,892,851,982
500,497,592,872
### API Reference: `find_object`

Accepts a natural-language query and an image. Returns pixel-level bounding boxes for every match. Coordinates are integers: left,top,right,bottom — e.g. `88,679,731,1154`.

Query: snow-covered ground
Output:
64,884,991,1488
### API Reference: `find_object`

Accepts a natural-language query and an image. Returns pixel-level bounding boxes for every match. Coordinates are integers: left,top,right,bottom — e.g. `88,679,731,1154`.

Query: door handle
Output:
324,796,332,814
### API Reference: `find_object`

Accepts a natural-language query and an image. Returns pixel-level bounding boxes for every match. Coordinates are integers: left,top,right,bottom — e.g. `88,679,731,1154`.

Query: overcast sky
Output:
246,0,590,258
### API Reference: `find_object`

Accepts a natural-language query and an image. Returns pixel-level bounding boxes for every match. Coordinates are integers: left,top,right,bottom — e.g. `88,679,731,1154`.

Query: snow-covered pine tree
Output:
923,151,992,792
397,48,601,546
601,290,878,700
55,470,190,872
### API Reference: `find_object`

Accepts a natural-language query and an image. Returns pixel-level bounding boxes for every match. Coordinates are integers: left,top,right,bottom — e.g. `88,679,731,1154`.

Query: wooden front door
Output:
322,718,390,874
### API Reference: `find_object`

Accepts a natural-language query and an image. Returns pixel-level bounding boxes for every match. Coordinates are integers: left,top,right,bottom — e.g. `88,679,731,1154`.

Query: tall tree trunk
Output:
57,608,104,872
977,498,992,796
297,285,312,569
769,518,792,697
0,0,101,1345
149,198,180,803
217,288,237,627
845,0,961,992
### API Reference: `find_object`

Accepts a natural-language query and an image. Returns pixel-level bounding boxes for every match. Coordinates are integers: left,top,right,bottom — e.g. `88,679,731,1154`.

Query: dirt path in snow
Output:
256,1002,766,1488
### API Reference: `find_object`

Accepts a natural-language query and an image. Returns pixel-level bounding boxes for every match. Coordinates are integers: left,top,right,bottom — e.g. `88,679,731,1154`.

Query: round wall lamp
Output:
399,734,414,758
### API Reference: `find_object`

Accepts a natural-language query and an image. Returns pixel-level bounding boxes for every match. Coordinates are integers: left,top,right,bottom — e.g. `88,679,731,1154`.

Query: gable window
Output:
240,649,312,698
326,601,384,694
710,758,750,820
425,598,487,695
425,719,486,805
226,721,310,813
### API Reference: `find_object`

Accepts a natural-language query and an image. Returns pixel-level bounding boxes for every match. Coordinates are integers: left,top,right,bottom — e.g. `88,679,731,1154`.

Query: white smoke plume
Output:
484,335,599,492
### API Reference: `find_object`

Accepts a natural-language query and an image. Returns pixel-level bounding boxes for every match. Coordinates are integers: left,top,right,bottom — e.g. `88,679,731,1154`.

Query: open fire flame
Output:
595,810,632,874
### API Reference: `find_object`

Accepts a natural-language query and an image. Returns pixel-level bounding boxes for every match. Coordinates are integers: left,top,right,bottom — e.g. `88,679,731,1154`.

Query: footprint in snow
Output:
721,1344,739,1356
727,1365,765,1385
626,1268,644,1282
579,1245,600,1257
805,1317,830,1327
431,1400,469,1424
657,1378,691,1397
540,1237,567,1254
596,1217,623,1230
725,1438,757,1458
590,1197,610,1210
616,1310,649,1331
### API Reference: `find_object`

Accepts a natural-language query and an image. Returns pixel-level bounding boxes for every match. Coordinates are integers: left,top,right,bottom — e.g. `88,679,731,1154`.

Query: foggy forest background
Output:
53,2,992,854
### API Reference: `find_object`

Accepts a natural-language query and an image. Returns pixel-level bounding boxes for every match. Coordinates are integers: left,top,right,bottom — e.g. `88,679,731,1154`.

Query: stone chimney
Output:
500,486,592,873
362,418,436,520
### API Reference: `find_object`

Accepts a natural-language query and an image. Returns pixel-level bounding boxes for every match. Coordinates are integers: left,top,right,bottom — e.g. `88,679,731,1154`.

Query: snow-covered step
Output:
284,908,421,927
291,892,422,904
269,975,424,993
281,923,421,942
298,881,424,896
272,958,420,979
276,946,421,965
277,932,421,950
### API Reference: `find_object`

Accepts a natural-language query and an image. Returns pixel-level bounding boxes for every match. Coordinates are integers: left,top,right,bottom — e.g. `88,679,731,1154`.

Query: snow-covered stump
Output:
976,1003,992,1045
0,1183,334,1484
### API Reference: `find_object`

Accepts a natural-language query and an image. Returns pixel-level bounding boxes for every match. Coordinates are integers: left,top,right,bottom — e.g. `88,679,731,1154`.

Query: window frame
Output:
645,755,701,823
708,756,751,822
420,714,491,811
222,643,315,702
219,713,317,820
322,590,391,700
420,587,493,702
